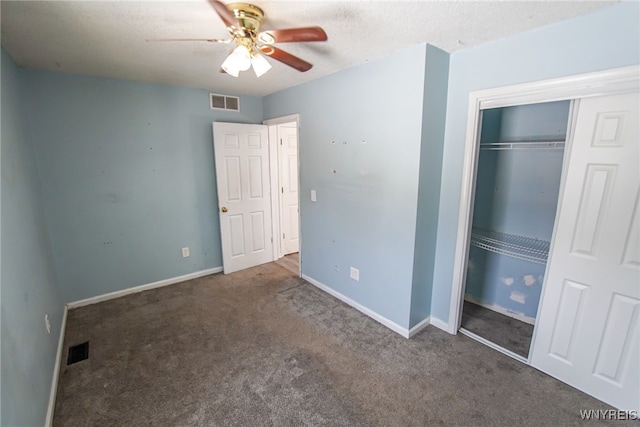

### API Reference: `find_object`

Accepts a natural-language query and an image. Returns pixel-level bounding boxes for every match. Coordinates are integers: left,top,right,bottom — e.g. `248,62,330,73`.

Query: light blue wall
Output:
474,102,569,239
498,102,570,142
466,249,546,318
431,2,640,323
473,149,565,241
23,70,263,302
410,45,450,328
1,49,64,426
264,45,429,328
480,102,570,144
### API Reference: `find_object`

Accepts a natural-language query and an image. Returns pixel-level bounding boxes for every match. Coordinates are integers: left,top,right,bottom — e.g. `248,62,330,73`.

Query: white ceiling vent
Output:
210,93,240,112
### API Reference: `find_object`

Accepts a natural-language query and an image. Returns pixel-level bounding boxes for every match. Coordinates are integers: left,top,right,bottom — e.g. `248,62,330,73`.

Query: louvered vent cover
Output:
67,341,89,365
210,93,240,112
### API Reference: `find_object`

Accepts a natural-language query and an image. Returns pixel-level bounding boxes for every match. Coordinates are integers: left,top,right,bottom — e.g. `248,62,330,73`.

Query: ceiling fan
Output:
148,0,328,77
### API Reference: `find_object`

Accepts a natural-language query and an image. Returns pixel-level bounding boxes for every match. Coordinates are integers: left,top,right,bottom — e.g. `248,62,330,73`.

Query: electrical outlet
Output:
45,314,51,334
350,267,360,281
182,247,190,258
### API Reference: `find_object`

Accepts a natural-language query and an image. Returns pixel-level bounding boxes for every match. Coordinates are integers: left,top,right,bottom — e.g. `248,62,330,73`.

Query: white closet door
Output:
531,92,639,411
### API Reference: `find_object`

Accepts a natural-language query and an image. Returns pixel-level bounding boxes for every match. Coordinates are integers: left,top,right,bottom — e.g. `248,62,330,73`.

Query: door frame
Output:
263,114,301,277
447,64,640,350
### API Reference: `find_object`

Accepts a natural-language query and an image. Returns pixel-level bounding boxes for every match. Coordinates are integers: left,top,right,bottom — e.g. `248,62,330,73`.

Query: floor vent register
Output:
67,342,89,365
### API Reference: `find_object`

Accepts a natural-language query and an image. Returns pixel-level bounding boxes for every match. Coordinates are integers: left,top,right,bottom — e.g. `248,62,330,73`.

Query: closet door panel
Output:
531,91,639,412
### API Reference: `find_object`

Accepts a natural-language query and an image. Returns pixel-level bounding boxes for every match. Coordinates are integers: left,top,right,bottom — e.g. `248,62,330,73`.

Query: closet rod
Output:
480,141,565,150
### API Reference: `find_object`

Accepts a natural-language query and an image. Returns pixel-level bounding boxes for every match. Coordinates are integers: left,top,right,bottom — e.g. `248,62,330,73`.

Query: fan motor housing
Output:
228,3,264,35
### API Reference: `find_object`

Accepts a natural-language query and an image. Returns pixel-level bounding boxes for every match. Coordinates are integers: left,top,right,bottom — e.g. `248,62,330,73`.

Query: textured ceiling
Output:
1,1,618,97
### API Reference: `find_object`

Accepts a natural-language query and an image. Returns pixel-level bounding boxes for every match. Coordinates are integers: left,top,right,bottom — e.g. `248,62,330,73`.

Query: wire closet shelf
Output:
470,228,550,264
479,140,566,150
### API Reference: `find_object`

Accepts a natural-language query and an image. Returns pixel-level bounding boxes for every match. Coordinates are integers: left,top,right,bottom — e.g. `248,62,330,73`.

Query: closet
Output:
461,100,571,358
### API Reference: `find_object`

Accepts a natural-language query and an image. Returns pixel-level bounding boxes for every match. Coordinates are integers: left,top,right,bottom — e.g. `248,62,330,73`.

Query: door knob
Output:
221,207,228,213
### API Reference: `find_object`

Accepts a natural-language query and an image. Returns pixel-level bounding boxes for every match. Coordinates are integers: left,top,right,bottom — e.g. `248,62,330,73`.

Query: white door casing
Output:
531,92,639,411
213,122,273,274
278,124,299,255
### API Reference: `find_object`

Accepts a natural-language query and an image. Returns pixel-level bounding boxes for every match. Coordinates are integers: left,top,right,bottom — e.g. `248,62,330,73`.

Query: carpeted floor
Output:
461,301,534,358
53,262,619,426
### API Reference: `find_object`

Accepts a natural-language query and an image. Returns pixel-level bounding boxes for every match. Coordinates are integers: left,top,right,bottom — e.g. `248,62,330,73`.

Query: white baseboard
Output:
408,316,431,338
429,316,451,333
67,267,223,309
464,295,536,325
45,305,68,426
302,274,416,338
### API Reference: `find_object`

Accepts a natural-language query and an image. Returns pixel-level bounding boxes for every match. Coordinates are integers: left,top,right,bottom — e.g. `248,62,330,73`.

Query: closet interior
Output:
461,100,571,358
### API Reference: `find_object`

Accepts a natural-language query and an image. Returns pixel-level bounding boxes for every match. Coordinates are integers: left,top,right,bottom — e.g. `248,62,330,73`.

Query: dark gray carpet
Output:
461,301,534,358
53,262,620,426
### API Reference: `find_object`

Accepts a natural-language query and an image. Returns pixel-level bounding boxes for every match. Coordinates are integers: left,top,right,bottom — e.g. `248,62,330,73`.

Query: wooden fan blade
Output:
259,26,327,44
208,0,238,29
260,45,312,72
146,38,230,43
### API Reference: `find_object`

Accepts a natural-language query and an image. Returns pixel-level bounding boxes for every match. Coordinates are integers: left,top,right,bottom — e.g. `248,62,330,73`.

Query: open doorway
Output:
460,101,571,359
265,115,301,276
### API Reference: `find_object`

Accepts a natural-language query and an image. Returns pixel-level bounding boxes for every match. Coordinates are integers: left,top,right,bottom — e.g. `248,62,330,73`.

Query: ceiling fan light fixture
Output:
221,60,239,77
251,53,272,77
221,45,252,77
258,32,275,45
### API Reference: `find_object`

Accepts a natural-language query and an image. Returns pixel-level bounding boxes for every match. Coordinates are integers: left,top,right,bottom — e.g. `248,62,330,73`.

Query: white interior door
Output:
531,92,639,411
213,122,273,274
278,124,299,255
